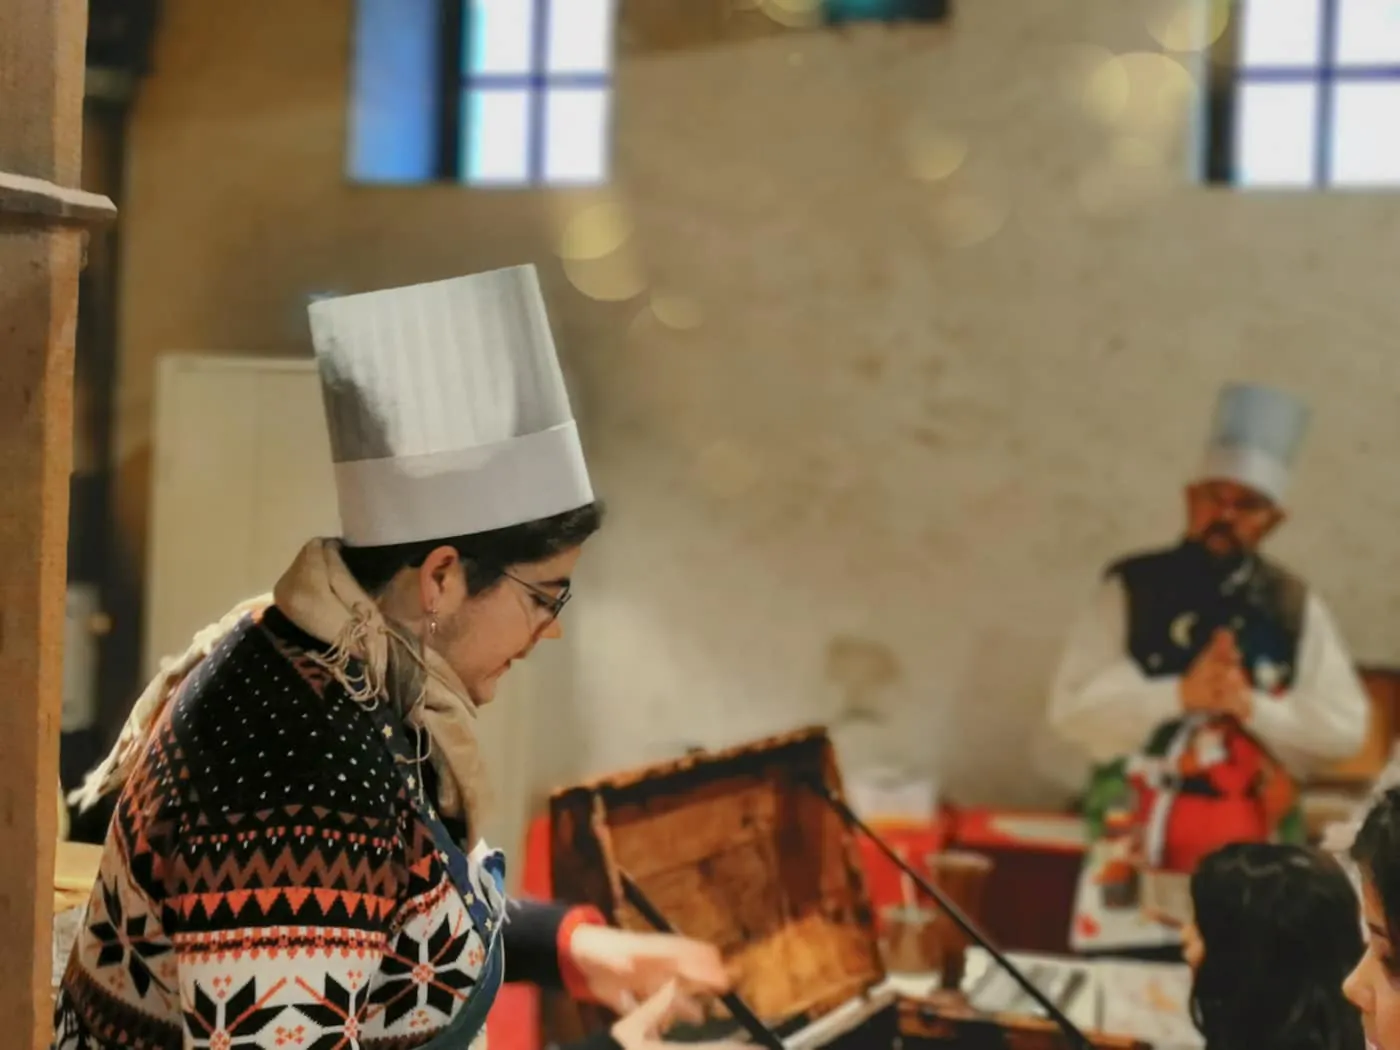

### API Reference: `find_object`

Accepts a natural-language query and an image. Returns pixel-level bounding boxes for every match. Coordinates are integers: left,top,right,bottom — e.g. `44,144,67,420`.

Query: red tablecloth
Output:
945,807,1085,955
949,808,1085,856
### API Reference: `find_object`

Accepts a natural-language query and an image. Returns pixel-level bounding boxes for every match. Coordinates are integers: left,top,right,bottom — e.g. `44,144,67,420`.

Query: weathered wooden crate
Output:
550,727,1147,1050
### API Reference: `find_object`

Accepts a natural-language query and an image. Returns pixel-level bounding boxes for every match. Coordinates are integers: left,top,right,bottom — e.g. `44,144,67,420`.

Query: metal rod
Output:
617,869,788,1050
802,777,1095,1050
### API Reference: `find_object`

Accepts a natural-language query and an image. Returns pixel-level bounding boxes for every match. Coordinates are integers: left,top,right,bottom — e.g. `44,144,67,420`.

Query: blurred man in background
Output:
1048,383,1369,960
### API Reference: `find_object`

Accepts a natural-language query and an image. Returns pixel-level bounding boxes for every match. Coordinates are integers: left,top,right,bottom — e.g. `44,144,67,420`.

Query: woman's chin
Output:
467,680,498,707
468,668,510,707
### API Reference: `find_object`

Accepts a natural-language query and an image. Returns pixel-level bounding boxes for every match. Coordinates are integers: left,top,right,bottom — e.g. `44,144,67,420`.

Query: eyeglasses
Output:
502,571,572,623
1197,484,1272,516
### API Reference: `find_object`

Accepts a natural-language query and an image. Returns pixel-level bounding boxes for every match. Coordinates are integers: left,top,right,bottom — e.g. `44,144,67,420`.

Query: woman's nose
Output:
1343,959,1370,1012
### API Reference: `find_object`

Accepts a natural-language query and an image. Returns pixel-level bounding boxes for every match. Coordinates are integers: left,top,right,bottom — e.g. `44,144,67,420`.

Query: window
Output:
349,0,616,186
461,0,615,184
1205,0,1400,187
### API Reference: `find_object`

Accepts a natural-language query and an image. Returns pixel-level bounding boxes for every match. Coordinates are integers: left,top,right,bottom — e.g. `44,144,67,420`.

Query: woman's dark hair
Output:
338,502,604,596
1189,842,1364,1050
1353,786,1400,945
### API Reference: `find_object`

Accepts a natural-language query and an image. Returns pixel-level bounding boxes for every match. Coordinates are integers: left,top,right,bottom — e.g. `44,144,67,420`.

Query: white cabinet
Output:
146,355,337,678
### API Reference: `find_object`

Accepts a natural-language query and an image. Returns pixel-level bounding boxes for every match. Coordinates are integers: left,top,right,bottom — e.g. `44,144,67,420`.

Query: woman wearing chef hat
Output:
56,267,733,1050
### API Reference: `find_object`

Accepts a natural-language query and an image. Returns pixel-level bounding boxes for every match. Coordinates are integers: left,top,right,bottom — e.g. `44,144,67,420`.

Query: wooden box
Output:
550,728,1147,1050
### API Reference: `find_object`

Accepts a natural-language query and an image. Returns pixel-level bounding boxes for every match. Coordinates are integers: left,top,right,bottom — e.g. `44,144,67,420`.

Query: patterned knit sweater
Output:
54,606,599,1050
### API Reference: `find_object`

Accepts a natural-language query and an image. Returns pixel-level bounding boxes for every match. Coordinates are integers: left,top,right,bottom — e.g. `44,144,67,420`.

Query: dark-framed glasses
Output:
502,571,571,622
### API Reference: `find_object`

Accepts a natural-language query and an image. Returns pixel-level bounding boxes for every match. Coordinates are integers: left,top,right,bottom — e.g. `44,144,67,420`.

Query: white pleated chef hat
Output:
308,265,593,546
1197,382,1310,505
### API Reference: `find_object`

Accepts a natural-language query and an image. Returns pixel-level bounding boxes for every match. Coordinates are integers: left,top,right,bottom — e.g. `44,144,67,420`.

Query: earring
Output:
428,613,439,637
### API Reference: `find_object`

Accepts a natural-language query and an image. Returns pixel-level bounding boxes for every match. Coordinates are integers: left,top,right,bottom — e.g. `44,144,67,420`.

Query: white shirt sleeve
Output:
1047,577,1183,763
1245,591,1370,768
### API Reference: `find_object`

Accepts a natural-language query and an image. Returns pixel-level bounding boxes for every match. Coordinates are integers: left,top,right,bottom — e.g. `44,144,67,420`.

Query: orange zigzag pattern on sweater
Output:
169,843,401,898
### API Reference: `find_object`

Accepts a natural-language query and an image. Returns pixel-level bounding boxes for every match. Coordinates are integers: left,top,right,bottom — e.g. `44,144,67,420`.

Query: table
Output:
949,809,1086,955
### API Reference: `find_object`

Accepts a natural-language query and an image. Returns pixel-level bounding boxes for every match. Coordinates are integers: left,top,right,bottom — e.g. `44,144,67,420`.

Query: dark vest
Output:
1106,542,1306,693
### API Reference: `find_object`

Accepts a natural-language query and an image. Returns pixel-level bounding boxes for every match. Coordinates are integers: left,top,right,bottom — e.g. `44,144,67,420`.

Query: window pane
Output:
546,0,616,74
464,89,532,184
1238,0,1323,67
1331,81,1400,184
1335,0,1400,65
348,0,439,182
543,88,611,183
1233,81,1318,186
466,0,536,76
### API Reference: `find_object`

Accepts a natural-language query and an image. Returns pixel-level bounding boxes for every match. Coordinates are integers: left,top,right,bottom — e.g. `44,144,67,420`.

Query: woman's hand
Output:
567,925,730,1013
609,980,749,1050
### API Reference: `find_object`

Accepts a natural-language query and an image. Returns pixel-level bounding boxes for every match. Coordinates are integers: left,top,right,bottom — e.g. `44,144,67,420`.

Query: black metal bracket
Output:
617,869,789,1050
800,777,1094,1050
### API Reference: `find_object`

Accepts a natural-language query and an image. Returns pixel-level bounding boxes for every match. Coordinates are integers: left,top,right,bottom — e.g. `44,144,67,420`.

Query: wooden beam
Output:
618,0,797,54
0,0,91,1046
0,171,116,229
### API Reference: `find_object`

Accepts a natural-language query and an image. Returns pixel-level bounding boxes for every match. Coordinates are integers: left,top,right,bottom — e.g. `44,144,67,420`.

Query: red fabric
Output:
1161,794,1267,872
487,985,538,1050
557,905,610,1002
1132,725,1275,875
855,818,950,930
484,815,556,1050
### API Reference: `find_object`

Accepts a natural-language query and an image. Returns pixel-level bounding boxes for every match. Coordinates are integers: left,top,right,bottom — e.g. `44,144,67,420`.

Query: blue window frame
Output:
1205,0,1400,187
348,0,616,186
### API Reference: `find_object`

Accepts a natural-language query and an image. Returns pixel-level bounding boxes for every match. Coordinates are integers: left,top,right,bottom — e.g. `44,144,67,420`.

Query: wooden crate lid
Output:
550,727,883,1028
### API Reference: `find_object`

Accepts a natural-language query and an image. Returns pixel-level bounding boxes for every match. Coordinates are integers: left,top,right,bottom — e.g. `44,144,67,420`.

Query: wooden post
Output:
0,0,113,1046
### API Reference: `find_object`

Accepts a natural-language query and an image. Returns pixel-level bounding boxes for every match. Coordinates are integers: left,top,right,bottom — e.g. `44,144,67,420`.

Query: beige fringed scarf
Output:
71,538,486,832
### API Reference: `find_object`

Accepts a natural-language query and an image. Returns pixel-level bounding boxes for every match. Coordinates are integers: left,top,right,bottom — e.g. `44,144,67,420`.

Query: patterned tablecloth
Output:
961,947,1201,1050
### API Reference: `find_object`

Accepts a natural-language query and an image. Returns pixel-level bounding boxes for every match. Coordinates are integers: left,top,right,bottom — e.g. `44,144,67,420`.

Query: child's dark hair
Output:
338,502,603,596
1189,842,1364,1050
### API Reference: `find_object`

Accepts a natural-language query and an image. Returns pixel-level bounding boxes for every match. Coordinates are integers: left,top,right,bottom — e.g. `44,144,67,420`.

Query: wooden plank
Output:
897,995,1150,1050
0,0,91,1046
0,170,117,229
617,0,797,54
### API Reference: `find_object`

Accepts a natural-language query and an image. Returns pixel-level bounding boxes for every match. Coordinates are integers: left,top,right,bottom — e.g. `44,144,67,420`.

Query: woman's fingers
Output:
667,988,707,1027
630,935,732,994
613,980,695,1044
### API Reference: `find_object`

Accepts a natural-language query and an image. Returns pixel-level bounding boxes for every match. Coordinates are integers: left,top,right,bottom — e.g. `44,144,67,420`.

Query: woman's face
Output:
421,545,583,706
1182,921,1205,971
1344,880,1400,1050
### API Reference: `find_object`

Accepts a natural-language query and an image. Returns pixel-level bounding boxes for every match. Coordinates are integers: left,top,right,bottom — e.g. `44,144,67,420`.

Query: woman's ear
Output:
418,546,464,612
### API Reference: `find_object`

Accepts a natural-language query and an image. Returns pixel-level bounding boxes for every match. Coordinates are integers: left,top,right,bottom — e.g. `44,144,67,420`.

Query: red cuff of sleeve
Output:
558,905,609,1003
